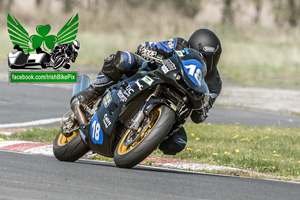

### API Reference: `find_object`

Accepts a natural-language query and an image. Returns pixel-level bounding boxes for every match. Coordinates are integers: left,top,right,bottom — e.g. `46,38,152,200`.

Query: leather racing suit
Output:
72,37,222,155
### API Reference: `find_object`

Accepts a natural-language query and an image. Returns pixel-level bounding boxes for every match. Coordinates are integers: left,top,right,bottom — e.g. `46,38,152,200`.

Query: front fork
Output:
129,85,162,131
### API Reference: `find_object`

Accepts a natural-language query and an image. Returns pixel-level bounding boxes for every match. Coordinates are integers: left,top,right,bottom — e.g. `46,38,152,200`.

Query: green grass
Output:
0,127,60,143
1,124,299,181
151,123,300,181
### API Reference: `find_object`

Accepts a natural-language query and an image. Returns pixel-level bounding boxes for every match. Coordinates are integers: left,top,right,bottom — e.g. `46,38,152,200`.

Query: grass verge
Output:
0,127,60,143
153,123,300,181
0,124,299,181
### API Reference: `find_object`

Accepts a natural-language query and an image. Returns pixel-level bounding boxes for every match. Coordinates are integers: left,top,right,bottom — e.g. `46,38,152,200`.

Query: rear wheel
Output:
114,105,176,168
53,129,89,162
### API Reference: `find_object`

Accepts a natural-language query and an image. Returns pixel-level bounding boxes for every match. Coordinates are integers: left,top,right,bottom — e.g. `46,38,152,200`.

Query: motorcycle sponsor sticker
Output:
170,103,177,111
176,50,184,57
183,48,189,54
90,114,103,145
123,85,134,97
103,92,112,107
141,75,154,86
161,59,176,74
182,59,204,86
134,80,143,90
117,89,127,103
103,113,111,128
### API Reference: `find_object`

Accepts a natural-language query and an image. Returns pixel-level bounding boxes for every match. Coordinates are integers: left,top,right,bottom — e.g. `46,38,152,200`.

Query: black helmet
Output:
188,29,222,73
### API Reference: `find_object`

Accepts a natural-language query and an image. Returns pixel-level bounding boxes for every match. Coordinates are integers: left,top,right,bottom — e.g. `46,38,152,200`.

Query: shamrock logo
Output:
30,25,57,51
7,13,79,53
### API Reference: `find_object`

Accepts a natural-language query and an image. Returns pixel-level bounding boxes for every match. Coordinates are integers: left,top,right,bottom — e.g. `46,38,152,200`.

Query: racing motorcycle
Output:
53,48,210,168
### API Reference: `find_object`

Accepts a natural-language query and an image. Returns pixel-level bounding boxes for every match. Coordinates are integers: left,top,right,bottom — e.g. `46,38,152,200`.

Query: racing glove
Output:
190,92,219,124
137,40,175,61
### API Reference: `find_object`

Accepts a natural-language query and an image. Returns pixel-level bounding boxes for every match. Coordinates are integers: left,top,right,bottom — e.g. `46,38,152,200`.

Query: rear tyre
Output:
53,129,89,162
114,105,176,168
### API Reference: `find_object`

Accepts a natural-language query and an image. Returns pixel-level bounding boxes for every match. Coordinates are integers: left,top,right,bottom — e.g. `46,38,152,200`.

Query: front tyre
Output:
53,129,89,162
114,105,176,168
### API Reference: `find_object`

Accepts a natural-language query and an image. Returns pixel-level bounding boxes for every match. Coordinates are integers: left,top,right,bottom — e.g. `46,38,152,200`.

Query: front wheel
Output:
53,129,89,162
114,105,176,168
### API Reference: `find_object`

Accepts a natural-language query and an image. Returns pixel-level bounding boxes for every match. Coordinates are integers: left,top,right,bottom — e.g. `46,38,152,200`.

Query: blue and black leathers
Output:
72,37,222,155
100,37,222,110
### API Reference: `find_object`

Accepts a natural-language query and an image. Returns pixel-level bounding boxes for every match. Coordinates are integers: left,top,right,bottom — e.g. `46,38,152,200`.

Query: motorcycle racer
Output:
71,29,222,155
48,40,80,70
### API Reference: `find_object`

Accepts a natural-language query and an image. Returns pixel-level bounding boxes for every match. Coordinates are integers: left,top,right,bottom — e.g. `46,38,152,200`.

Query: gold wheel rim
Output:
117,107,162,155
57,130,79,146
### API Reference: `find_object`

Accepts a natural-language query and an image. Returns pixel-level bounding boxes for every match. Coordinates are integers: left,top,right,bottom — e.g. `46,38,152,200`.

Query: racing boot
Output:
158,124,187,155
71,74,114,125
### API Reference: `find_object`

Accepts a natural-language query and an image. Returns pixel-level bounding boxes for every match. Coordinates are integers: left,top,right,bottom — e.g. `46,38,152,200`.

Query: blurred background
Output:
0,0,299,89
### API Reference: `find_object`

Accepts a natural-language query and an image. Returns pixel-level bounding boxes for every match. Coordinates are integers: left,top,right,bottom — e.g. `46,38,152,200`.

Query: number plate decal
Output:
90,114,103,145
182,59,204,86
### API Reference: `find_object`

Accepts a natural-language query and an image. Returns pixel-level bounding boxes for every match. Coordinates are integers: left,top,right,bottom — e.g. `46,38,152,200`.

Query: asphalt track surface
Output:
1,150,299,200
0,80,299,127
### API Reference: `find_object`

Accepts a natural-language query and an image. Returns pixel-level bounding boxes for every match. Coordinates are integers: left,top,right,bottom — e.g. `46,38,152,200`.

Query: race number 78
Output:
184,64,202,85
